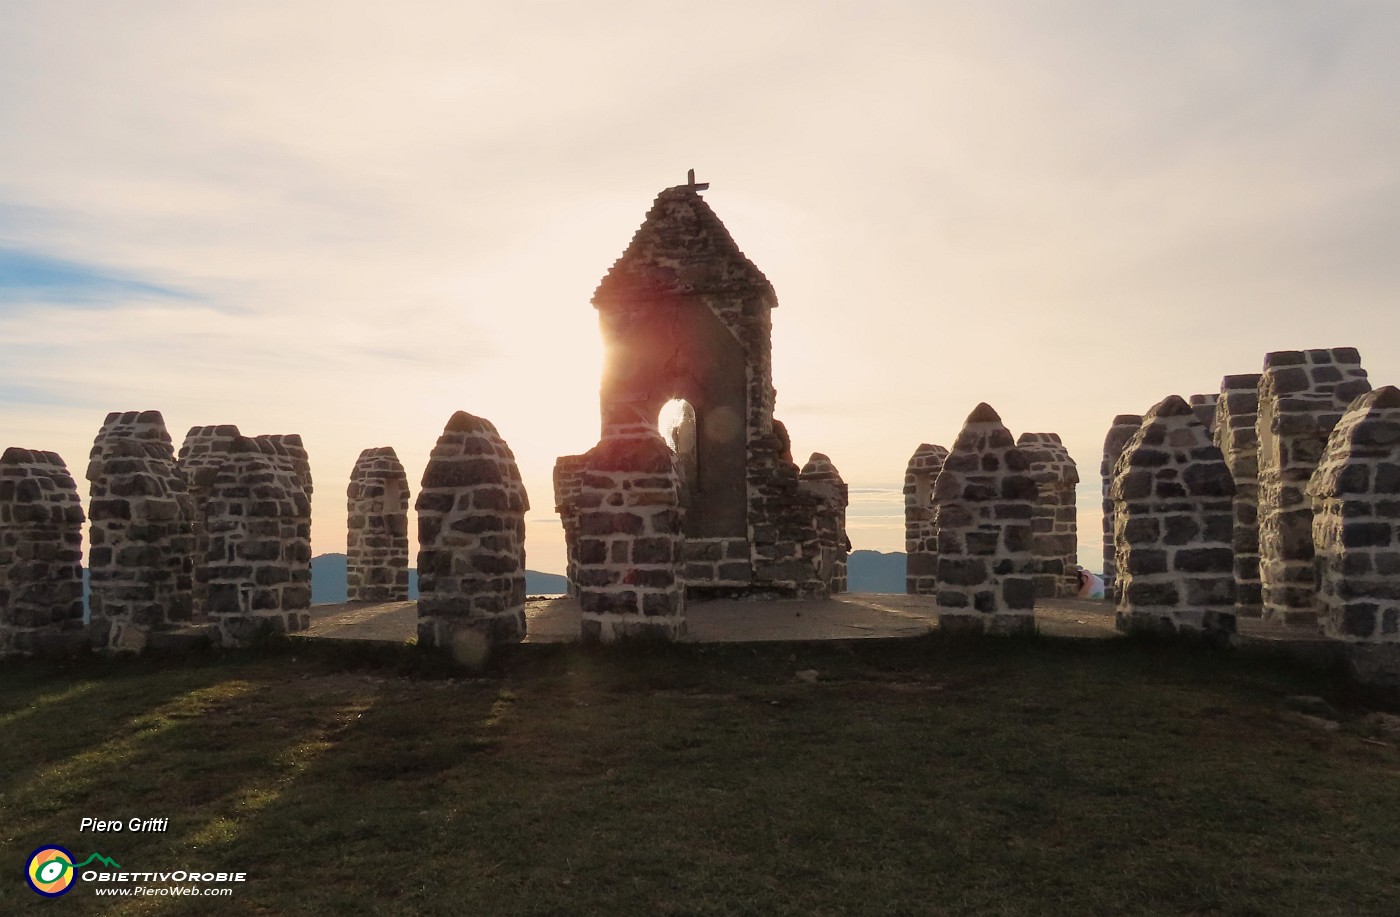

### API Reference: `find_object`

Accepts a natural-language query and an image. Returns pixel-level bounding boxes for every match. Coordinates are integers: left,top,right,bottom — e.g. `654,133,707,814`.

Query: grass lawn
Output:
2,634,1398,916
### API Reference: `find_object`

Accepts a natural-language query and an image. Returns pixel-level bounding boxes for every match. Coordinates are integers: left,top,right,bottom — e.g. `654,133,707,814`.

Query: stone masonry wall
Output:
203,437,312,646
347,447,410,602
799,453,849,594
416,412,528,652
177,425,242,618
0,448,87,655
575,424,686,642
932,404,1037,634
1189,394,1219,436
1307,386,1400,642
552,454,586,597
87,410,194,650
904,443,949,595
746,420,830,597
1101,414,1142,589
1111,395,1236,636
1214,373,1263,618
1257,348,1370,626
1016,432,1079,598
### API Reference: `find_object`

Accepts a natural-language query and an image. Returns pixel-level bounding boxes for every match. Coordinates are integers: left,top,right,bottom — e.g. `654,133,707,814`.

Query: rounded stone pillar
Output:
0,449,88,655
904,443,948,596
1111,395,1236,637
347,447,410,602
87,410,195,651
932,404,1037,635
416,412,529,655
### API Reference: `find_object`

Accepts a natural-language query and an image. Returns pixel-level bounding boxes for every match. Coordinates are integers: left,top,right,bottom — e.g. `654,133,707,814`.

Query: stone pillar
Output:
1111,395,1236,636
575,424,686,642
932,404,1037,634
1214,374,1263,618
87,410,194,651
347,447,410,602
1100,415,1142,591
1189,393,1219,436
416,411,528,653
1308,386,1400,642
799,453,849,594
904,443,948,595
552,454,587,598
0,449,88,655
203,437,312,646
1257,348,1370,626
1016,432,1079,598
257,435,313,603
177,424,241,619
747,421,830,598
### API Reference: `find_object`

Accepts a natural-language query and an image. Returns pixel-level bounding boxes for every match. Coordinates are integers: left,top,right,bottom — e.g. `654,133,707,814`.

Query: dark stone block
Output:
908,552,939,575
1125,580,1180,606
1116,470,1152,500
1270,366,1311,395
1373,463,1400,494
1003,525,1032,553
1002,577,1035,610
633,537,674,564
206,583,241,614
1121,516,1160,543
651,510,682,534
1341,601,1378,638
1185,576,1236,606
422,458,504,488
624,568,675,589
935,588,968,610
594,590,640,614
937,558,987,586
1342,521,1393,548
966,531,998,555
962,482,996,501
578,512,645,537
717,562,752,580
642,592,679,617
1128,449,1170,468
1000,477,1038,500
282,585,311,609
1174,547,1232,573
1125,549,1168,575
1162,515,1200,545
415,492,455,514
1183,463,1234,497
974,591,997,612
578,538,607,564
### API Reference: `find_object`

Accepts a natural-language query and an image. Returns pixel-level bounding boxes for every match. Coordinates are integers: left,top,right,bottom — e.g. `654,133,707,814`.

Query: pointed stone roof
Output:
593,184,776,311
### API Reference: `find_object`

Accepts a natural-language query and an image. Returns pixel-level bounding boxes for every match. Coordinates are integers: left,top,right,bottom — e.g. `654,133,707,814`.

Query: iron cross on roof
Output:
686,169,710,191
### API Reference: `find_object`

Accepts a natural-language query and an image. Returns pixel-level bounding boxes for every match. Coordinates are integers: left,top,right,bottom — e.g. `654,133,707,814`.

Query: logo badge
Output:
26,845,77,897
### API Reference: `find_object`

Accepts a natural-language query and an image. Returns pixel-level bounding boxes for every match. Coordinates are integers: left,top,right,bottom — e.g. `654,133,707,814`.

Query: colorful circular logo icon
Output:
26,845,77,897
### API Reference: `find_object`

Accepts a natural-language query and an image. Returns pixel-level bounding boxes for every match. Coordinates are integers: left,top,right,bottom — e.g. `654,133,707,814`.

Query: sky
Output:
3,1,1400,577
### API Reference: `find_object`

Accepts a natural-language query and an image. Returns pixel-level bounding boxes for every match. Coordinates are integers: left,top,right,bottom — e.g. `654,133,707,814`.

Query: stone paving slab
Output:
302,594,1129,645
301,593,1335,648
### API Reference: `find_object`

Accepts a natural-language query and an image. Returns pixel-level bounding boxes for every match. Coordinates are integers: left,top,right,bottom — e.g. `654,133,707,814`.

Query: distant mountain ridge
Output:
310,554,569,604
845,550,906,593
310,550,909,604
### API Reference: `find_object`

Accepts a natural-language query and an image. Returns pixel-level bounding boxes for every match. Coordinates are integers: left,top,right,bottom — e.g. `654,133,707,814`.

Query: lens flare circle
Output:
26,845,77,897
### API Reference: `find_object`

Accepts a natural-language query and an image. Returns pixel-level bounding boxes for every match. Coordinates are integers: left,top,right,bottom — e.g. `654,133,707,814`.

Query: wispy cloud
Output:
0,246,186,307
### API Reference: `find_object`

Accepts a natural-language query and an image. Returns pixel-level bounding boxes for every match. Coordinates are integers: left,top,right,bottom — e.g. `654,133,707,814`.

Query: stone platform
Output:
299,594,1327,647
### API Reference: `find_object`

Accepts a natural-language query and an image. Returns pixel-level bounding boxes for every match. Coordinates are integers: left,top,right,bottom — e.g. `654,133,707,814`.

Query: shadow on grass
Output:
3,631,1397,916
